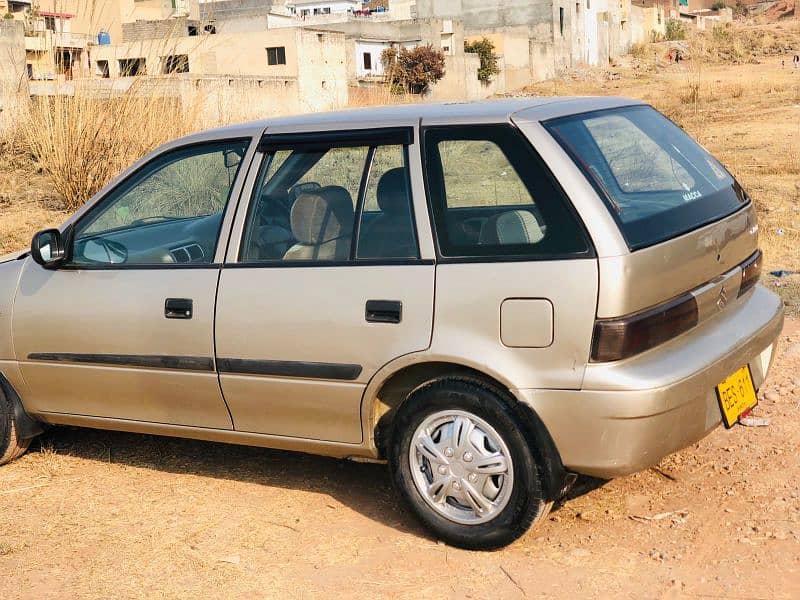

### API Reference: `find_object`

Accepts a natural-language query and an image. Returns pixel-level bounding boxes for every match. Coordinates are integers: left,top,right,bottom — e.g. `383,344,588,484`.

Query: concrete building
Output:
416,0,634,79
313,16,487,100
286,0,359,17
11,0,125,80
90,24,349,113
387,0,417,19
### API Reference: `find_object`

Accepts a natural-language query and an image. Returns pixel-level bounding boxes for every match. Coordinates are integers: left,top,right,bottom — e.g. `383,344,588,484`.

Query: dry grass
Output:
19,86,204,212
347,84,418,108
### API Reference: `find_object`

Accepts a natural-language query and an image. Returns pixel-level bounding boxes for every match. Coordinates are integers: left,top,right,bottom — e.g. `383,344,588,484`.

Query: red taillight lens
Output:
591,293,699,362
738,250,762,298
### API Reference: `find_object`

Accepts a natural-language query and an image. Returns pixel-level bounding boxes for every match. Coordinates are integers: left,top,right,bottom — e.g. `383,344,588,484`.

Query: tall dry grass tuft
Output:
347,84,418,108
19,82,204,211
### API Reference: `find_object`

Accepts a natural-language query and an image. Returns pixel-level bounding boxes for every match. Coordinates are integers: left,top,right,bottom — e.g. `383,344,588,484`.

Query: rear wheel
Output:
389,378,550,550
0,388,31,466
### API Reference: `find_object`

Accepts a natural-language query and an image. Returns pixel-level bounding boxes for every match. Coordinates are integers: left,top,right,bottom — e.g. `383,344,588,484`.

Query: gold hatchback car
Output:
0,99,783,549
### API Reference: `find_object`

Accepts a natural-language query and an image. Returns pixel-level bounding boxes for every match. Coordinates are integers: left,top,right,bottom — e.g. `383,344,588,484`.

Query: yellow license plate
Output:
716,366,758,428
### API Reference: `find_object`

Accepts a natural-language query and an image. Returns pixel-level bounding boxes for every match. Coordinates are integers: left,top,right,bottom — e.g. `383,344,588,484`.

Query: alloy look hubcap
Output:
409,410,514,525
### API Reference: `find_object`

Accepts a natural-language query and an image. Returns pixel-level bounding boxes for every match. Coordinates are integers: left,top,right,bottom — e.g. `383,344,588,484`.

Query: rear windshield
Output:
544,105,747,249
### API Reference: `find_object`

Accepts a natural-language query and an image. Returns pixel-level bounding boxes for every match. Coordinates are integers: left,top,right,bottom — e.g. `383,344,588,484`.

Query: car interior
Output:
73,213,224,265
242,151,418,262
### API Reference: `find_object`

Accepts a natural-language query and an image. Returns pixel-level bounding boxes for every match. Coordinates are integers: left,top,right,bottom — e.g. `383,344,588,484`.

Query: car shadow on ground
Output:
32,425,609,539
34,425,429,537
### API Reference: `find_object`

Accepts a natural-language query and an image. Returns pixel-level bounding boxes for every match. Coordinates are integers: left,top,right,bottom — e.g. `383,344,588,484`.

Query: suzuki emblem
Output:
716,286,728,310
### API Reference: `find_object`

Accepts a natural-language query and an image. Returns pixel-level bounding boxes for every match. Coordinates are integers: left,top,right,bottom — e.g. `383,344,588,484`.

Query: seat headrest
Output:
479,209,544,246
290,186,354,245
376,168,410,215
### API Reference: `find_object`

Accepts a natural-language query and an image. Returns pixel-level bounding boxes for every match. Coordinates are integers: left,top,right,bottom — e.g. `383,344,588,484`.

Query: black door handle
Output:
366,300,402,324
165,298,193,319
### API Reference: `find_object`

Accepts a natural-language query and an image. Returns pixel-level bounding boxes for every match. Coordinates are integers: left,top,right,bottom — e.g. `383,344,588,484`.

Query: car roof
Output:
185,96,644,142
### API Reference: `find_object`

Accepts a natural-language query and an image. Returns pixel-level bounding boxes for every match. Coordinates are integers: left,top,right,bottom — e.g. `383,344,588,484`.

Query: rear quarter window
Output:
544,105,748,250
423,125,592,260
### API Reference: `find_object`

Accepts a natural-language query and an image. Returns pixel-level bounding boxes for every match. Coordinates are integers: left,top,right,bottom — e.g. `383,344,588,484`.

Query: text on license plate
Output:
716,366,758,429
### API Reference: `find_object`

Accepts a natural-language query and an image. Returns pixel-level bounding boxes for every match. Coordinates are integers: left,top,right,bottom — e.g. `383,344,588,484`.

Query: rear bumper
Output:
516,285,784,479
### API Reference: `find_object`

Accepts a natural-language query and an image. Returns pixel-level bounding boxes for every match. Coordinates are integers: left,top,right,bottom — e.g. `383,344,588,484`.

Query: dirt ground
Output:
0,320,797,599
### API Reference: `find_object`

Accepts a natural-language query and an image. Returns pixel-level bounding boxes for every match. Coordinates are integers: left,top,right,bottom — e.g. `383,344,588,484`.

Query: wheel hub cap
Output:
409,410,514,525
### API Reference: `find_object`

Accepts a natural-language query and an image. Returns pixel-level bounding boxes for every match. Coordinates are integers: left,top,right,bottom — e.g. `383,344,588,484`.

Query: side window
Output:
72,140,249,266
424,125,590,259
357,145,417,259
240,138,418,263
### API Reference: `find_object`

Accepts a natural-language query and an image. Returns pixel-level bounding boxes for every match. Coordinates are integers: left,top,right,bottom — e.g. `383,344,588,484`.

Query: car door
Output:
215,127,435,443
12,138,254,429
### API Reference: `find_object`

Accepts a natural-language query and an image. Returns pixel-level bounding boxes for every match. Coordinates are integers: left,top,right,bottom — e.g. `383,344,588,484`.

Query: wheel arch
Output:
0,372,44,441
364,359,566,501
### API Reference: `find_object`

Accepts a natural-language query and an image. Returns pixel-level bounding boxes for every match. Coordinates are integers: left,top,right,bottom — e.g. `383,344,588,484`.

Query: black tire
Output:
0,387,31,466
389,378,550,550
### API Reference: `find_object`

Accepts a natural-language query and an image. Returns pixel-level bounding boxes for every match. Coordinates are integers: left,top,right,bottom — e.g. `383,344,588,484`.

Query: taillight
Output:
738,250,762,297
591,293,699,362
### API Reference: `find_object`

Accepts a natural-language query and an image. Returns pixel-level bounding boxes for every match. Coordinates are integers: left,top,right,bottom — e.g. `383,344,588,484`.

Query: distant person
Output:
668,52,673,62
794,55,800,69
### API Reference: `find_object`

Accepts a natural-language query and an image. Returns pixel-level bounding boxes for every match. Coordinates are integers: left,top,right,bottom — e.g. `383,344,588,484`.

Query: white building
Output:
354,37,418,77
286,0,361,17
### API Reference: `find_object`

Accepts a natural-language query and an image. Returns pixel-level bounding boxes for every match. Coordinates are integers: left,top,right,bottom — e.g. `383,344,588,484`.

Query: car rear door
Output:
12,138,255,428
215,126,435,443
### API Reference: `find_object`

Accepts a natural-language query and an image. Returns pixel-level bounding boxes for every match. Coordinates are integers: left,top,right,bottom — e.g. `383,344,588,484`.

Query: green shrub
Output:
2,12,15,19
464,37,500,84
665,19,688,41
711,1,726,10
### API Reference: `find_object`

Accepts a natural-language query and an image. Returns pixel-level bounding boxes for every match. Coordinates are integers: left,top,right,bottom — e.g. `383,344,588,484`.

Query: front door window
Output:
71,140,249,266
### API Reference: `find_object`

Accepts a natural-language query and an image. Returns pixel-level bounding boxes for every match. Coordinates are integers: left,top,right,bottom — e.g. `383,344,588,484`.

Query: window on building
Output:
587,0,591,9
559,7,565,36
162,54,189,74
96,60,110,78
363,52,372,70
267,46,287,66
44,16,56,32
118,58,146,76
323,7,331,13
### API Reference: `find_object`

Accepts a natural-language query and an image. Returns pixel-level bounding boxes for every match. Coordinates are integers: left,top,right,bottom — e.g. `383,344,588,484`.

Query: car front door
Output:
12,138,254,428
215,127,435,444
